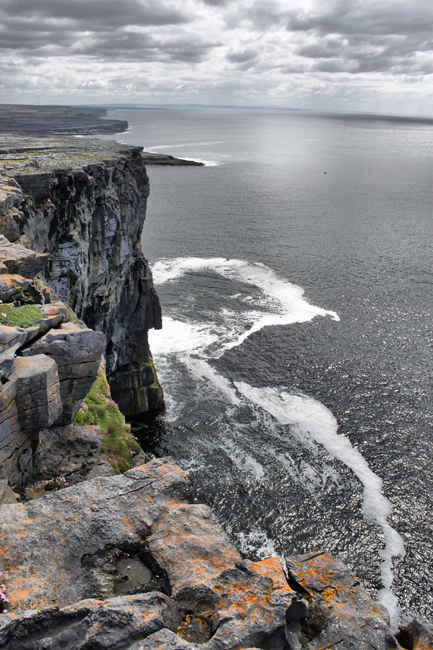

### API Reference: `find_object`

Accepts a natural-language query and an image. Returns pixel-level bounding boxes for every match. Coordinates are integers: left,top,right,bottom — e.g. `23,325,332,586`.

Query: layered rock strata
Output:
0,233,108,490
0,137,164,419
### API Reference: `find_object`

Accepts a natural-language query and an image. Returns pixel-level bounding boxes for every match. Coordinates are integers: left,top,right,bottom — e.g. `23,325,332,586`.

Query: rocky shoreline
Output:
0,126,431,649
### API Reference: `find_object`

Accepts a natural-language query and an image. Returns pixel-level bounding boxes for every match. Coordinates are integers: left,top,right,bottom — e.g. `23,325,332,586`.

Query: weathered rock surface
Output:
396,616,433,650
285,552,396,650
0,458,294,649
0,235,48,277
0,138,164,419
32,424,102,479
22,322,106,424
0,354,62,488
0,274,48,304
0,266,104,490
8,355,62,437
0,478,18,505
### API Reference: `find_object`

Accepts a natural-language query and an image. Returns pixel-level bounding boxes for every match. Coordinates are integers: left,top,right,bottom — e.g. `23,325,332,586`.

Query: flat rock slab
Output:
0,459,293,649
0,592,168,650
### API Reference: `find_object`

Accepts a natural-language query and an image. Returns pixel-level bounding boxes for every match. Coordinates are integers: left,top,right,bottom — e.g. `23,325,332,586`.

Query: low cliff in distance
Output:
0,136,164,419
0,105,128,136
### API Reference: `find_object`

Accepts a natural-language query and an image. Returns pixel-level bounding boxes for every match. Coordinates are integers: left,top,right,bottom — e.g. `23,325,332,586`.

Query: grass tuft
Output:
74,364,142,473
0,304,44,328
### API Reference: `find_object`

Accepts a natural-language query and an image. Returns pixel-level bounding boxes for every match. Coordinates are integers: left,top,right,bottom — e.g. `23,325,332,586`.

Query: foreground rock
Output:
0,458,293,649
1,459,430,649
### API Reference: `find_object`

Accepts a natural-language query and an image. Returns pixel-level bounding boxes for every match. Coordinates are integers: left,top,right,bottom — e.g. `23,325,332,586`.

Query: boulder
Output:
396,616,433,650
0,274,51,304
0,372,31,488
32,424,103,480
0,592,168,650
0,342,20,382
285,552,395,650
0,324,27,354
0,479,19,505
0,355,62,489
7,355,62,438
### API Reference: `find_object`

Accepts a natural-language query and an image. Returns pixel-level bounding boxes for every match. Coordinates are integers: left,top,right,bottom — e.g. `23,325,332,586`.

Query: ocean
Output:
97,107,433,627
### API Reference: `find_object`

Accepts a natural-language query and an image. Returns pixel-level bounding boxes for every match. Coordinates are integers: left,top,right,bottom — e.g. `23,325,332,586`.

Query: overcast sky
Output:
0,0,432,116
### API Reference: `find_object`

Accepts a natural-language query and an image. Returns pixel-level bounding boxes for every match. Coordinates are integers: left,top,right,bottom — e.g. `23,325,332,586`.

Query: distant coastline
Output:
0,104,204,166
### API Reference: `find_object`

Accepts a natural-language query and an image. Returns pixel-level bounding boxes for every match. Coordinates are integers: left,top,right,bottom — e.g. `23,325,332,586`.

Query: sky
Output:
0,0,432,116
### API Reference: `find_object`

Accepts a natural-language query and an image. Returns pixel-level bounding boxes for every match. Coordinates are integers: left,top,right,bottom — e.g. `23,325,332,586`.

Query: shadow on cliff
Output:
129,416,168,458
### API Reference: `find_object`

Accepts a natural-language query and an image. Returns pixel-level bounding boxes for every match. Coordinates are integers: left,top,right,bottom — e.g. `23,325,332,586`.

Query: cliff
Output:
0,136,164,419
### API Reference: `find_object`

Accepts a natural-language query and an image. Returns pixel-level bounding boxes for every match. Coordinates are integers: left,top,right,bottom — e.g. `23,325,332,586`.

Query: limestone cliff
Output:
0,137,164,419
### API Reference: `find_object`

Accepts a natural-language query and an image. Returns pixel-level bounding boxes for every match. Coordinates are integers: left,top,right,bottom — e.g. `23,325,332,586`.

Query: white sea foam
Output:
235,530,279,560
224,441,265,481
149,316,218,355
183,357,241,406
151,257,339,353
233,381,405,630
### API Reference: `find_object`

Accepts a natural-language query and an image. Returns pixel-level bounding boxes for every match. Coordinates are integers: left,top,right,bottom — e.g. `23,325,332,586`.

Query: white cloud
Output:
0,0,432,116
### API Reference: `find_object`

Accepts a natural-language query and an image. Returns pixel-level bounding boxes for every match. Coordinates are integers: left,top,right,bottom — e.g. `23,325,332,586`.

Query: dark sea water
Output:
99,108,433,627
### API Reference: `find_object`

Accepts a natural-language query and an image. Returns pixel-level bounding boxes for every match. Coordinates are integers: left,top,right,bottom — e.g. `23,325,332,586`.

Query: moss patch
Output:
0,304,44,328
300,599,331,647
73,365,142,473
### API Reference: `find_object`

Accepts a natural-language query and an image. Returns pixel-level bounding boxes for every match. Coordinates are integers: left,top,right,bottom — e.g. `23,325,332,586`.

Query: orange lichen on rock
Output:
286,553,393,650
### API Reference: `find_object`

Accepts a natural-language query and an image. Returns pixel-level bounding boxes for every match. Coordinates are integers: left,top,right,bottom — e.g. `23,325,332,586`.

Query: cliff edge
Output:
0,136,164,419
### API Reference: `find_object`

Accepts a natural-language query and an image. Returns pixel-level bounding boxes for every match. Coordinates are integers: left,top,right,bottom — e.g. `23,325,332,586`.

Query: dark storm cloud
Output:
72,32,216,63
287,0,432,37
226,48,257,64
0,0,198,60
0,0,189,27
200,0,232,6
241,1,288,30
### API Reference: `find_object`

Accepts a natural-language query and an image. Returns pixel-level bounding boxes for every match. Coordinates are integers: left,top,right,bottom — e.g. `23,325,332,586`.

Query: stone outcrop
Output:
285,553,393,649
0,137,164,419
1,458,429,649
0,458,294,650
0,235,106,490
0,104,128,137
22,322,105,425
0,235,48,277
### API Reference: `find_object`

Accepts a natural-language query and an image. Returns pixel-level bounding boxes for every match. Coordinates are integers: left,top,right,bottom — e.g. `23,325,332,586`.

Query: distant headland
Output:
0,104,203,166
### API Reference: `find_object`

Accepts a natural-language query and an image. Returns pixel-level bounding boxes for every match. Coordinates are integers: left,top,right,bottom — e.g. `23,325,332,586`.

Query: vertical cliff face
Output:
0,137,164,419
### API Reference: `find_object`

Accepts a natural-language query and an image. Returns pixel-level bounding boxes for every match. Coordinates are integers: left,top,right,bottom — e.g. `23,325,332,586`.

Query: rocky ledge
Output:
3,457,432,650
0,105,128,137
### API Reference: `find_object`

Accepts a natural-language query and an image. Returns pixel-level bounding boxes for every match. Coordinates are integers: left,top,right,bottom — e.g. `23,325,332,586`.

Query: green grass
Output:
74,365,142,473
0,304,44,328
